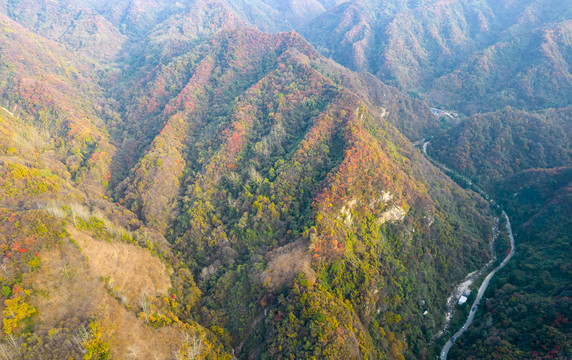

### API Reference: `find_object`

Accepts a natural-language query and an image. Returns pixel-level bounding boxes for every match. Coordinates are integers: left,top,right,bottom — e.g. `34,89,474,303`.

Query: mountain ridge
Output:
0,0,569,359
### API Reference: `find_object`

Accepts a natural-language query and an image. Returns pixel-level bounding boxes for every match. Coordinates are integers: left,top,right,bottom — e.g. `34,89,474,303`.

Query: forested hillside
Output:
0,0,569,359
302,0,571,115
429,107,572,187
426,52,571,360
449,167,572,359
111,26,494,358
0,1,497,358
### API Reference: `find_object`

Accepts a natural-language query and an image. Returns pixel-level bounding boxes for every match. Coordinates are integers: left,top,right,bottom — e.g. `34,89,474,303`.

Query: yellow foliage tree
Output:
3,296,37,335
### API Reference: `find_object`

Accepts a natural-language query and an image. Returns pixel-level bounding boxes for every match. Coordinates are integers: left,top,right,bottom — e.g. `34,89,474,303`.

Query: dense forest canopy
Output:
0,0,569,359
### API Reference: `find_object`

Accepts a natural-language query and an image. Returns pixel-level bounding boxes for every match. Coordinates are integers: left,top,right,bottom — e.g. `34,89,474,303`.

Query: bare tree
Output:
126,344,140,358
173,331,204,360
60,263,72,279
72,324,90,354
0,335,21,360
0,344,15,360
138,293,151,322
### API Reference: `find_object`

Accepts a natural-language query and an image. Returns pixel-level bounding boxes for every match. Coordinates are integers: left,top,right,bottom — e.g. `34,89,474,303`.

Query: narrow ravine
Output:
419,141,516,359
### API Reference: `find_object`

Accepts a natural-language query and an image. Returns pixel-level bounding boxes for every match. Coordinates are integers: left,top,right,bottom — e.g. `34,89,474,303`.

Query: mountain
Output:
429,107,572,187
427,19,572,114
428,107,572,359
0,0,126,60
0,10,231,359
0,3,498,358
449,167,572,359
0,11,116,200
0,0,569,359
110,26,493,357
427,93,571,359
8,0,569,117
299,0,572,357
301,0,572,114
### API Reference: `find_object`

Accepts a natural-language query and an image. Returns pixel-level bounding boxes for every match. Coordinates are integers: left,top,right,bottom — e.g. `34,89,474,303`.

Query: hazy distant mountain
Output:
302,0,571,114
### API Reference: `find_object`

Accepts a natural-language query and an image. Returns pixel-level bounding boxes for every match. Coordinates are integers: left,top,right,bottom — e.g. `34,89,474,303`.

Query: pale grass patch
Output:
45,202,134,242
12,126,50,152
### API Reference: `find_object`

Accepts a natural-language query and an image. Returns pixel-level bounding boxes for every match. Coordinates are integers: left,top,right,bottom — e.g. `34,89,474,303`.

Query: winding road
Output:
440,211,515,359
420,141,516,359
